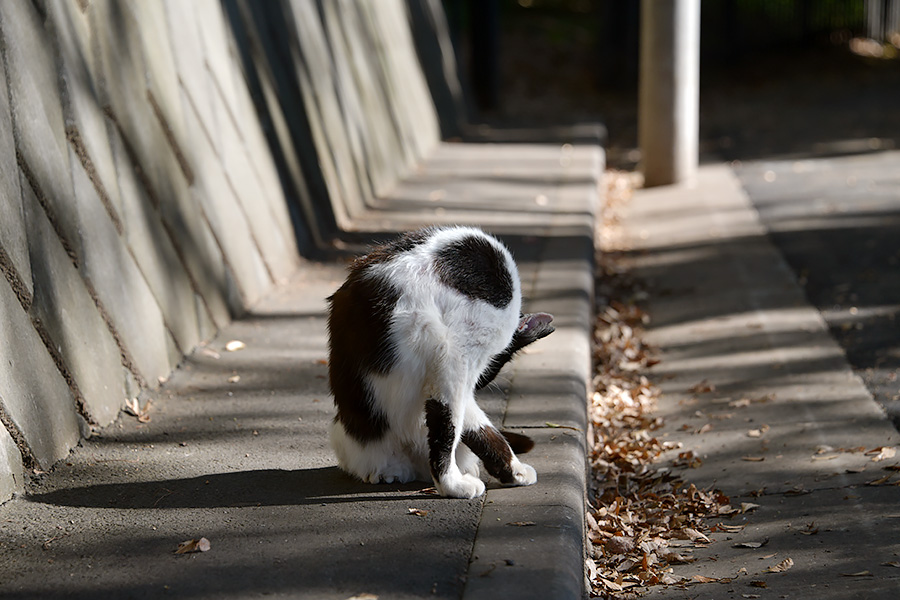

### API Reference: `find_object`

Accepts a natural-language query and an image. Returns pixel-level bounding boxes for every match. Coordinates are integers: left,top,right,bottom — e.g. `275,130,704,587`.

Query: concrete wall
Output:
0,0,302,501
226,0,447,233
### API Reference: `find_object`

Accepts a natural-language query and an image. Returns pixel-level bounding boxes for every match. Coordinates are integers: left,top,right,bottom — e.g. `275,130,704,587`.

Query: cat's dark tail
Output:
501,431,535,454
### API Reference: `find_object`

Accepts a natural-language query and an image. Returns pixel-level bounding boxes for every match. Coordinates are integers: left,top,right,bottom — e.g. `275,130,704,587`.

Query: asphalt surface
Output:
737,151,900,428
622,164,900,599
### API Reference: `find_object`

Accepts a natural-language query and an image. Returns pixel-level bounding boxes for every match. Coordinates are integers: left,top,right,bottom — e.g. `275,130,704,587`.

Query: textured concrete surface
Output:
0,123,600,598
623,164,900,599
0,220,596,599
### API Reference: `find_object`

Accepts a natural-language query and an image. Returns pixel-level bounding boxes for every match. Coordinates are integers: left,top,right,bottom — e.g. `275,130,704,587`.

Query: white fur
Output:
329,227,536,497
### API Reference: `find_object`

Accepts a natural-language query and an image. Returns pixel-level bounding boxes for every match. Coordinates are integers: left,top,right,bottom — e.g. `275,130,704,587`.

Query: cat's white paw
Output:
510,459,537,486
437,473,486,499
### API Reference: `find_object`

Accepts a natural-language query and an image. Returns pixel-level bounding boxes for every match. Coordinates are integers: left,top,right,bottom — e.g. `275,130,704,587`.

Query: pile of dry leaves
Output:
586,172,732,597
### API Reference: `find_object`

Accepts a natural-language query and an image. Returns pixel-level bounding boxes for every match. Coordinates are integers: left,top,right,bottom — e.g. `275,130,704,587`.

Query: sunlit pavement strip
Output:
623,164,900,598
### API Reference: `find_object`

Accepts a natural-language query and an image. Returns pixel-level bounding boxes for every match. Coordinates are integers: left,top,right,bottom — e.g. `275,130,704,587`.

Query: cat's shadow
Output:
26,467,434,509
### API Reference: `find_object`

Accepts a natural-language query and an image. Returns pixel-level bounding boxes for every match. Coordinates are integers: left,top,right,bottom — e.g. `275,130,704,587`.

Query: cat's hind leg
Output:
461,403,536,487
424,398,486,498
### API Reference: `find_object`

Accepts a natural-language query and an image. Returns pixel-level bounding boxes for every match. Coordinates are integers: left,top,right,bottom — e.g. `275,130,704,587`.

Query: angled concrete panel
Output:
107,128,204,354
22,173,125,427
164,0,220,152
0,274,81,471
183,88,271,311
212,88,298,284
0,1,76,247
68,150,175,387
0,424,23,503
47,0,123,221
0,47,30,298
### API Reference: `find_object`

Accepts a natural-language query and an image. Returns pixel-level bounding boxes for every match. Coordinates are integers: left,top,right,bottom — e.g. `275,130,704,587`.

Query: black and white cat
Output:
327,226,554,498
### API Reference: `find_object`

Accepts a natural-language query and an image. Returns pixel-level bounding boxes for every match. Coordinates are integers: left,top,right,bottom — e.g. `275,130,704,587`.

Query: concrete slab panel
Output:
68,150,174,387
229,55,299,258
212,87,298,283
182,87,271,310
23,171,125,427
465,429,587,600
164,0,219,152
108,128,203,354
0,423,23,503
47,0,123,221
125,0,189,174
0,270,81,471
193,0,238,122
0,38,30,298
0,0,76,246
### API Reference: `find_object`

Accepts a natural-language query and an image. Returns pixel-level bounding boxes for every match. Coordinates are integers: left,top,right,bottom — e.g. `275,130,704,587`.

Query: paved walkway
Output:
624,163,900,599
5,136,898,599
0,142,599,600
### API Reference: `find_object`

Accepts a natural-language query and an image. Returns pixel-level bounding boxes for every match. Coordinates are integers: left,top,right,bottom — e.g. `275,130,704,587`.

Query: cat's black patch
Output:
425,398,455,479
327,269,399,442
435,234,513,309
462,426,514,484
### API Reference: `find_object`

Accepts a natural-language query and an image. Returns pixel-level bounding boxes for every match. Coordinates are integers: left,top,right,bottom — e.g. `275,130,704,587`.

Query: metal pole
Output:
638,0,700,187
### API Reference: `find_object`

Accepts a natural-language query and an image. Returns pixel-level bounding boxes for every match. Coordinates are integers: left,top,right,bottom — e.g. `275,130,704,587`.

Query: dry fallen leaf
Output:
798,522,819,536
507,521,536,527
664,550,696,564
225,340,246,352
692,574,719,583
841,570,873,577
749,580,768,588
124,398,151,423
407,508,428,517
867,473,896,486
227,374,241,384
765,557,794,573
733,540,768,549
868,446,897,462
689,380,716,394
586,183,733,598
740,502,760,513
175,537,210,554
675,527,710,543
881,561,900,568
747,424,770,438
199,347,221,359
812,453,839,461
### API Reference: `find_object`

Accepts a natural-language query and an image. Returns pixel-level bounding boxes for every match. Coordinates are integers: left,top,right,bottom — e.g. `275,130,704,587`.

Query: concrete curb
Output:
463,234,595,599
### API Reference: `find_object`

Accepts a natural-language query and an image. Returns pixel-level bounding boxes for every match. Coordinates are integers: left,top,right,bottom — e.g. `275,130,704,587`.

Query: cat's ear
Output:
515,312,555,347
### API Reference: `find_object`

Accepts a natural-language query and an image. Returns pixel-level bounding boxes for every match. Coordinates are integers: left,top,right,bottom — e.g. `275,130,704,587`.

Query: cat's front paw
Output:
437,473,486,499
510,459,537,486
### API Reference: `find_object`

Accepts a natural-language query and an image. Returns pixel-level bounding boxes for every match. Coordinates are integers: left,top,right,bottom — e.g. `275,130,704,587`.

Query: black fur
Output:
327,272,398,442
435,234,514,309
461,426,515,484
425,398,455,479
